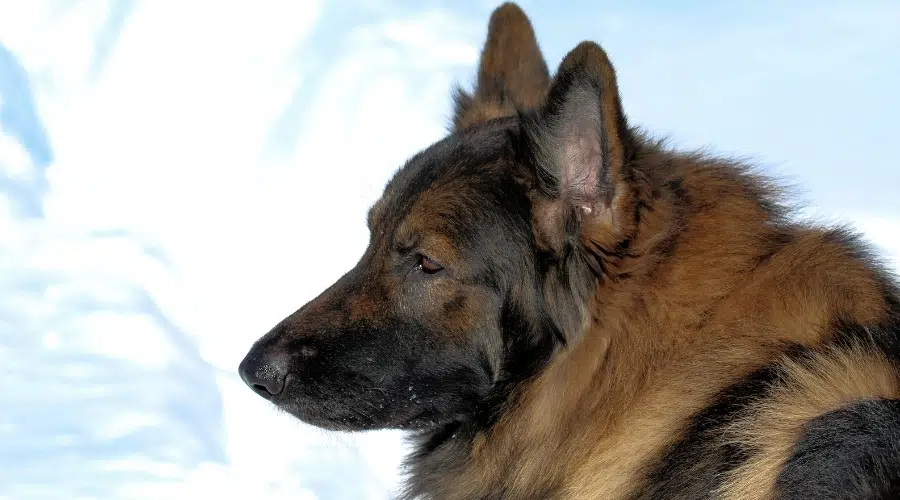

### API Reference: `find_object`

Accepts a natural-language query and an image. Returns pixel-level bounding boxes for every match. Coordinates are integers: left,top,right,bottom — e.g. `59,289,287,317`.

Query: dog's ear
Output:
450,3,550,132
523,41,635,255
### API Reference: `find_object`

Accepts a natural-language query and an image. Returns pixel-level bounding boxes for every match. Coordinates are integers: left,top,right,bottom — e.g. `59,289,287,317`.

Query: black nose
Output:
238,345,290,399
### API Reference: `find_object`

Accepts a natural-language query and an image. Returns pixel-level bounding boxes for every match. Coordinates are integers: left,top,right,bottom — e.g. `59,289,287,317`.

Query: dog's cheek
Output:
436,286,506,385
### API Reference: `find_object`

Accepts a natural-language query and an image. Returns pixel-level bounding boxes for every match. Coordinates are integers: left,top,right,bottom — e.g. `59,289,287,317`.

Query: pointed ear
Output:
451,3,550,132
523,41,635,253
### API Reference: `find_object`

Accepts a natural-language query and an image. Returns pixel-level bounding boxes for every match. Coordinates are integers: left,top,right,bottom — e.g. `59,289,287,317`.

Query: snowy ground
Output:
1,1,898,499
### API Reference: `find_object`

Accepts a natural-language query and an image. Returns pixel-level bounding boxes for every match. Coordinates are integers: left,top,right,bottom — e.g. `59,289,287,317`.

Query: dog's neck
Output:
398,143,785,499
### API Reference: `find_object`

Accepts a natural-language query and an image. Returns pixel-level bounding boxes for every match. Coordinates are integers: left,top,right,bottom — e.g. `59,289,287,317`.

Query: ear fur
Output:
522,41,634,254
520,41,637,341
451,3,550,131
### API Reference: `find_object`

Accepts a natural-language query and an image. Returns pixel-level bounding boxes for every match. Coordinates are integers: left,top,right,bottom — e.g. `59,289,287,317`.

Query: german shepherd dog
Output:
239,3,900,499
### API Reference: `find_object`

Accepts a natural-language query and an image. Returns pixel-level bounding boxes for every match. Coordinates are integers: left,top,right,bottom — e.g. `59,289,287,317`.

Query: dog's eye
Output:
417,254,444,274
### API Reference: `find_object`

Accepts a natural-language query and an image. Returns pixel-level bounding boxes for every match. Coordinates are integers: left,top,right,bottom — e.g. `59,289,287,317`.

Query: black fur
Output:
396,122,567,500
636,326,900,500
632,346,805,500
774,398,900,499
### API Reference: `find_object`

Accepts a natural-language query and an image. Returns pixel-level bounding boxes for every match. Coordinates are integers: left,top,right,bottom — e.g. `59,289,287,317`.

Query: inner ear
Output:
551,85,607,209
451,3,550,132
523,41,633,252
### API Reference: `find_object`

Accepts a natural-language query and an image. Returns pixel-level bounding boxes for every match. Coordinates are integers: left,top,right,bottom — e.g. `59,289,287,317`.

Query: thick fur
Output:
239,3,900,499
774,397,900,499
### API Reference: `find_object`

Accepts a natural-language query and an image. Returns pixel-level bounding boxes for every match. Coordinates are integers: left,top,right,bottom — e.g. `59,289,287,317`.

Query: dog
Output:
239,3,900,498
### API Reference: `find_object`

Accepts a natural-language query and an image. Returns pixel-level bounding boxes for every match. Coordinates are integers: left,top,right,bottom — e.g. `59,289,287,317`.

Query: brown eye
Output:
418,255,443,274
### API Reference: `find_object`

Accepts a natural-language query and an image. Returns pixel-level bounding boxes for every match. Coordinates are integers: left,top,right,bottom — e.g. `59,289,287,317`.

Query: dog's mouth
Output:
270,374,374,431
270,372,451,432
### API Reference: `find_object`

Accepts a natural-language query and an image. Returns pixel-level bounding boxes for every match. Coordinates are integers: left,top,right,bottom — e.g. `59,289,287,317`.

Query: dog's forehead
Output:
368,118,518,232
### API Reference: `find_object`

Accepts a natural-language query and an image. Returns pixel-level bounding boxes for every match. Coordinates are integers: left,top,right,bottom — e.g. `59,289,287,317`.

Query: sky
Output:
0,1,898,499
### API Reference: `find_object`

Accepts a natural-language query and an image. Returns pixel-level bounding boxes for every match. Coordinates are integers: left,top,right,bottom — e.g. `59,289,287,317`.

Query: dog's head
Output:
239,3,639,432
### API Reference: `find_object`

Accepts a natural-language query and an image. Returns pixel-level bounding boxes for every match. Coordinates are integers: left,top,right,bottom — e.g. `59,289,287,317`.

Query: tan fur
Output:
428,40,895,499
390,4,898,499
437,211,894,500
717,345,900,500
452,3,549,131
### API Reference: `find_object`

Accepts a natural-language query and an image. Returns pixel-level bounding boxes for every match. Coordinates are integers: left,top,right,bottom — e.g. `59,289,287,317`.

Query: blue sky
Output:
0,1,897,499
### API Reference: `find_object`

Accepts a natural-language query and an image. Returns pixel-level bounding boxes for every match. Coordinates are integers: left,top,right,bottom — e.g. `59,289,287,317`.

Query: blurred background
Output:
1,1,898,499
